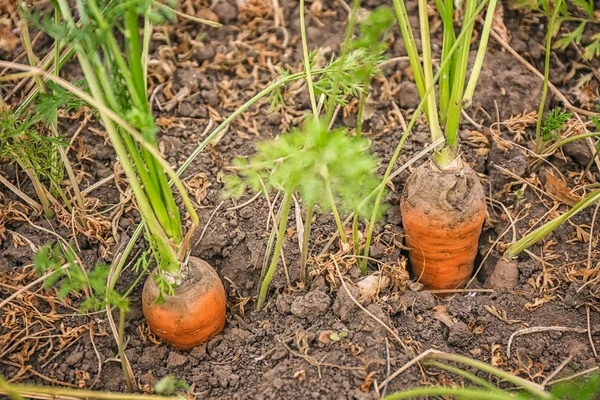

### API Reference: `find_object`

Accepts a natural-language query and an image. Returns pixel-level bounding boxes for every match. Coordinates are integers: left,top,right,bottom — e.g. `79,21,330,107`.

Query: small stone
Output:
65,351,84,366
485,255,519,291
213,365,232,388
270,346,288,361
349,266,362,279
213,2,238,22
138,347,165,370
401,290,436,313
563,139,593,167
166,351,188,368
239,207,253,219
193,46,216,64
189,343,207,360
448,322,471,347
310,275,327,292
370,243,385,258
201,89,219,107
290,291,331,318
266,112,282,125
229,328,252,343
398,81,420,109
275,294,294,314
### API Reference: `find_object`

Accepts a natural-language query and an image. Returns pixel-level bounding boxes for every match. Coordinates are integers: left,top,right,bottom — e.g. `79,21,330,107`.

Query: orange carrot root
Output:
400,159,486,290
142,257,226,350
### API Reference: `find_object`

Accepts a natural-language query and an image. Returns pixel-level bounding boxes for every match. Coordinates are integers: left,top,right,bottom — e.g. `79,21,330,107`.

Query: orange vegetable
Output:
400,159,485,290
142,257,226,350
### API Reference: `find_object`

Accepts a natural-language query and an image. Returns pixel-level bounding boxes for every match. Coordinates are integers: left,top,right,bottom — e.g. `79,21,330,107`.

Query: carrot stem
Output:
300,200,314,285
299,0,318,118
257,191,292,310
325,177,348,243
508,189,600,257
535,0,563,154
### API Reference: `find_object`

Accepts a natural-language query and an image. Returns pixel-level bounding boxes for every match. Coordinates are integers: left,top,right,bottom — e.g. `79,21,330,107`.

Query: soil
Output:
1,0,600,399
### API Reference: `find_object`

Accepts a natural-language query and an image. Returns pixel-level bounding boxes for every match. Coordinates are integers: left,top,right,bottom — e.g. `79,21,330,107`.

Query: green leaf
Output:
552,372,600,399
154,376,190,396
541,107,571,142
571,0,594,18
553,22,586,50
583,34,600,61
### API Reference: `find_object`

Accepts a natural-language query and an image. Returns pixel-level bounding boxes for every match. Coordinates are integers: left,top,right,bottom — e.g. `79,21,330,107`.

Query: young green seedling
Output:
225,117,382,310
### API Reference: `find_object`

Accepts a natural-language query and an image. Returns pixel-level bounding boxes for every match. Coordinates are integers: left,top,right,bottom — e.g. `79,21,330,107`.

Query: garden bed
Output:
1,0,600,399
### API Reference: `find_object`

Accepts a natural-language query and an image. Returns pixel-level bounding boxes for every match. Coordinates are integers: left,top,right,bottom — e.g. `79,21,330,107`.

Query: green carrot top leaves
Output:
34,243,129,312
541,107,571,142
224,117,384,220
511,0,600,61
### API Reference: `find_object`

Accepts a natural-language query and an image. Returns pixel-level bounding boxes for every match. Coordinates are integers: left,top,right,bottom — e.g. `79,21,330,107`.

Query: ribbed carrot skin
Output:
400,160,485,290
142,257,226,350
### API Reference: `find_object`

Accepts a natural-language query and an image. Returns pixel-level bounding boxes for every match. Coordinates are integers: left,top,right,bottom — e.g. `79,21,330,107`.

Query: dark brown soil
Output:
1,0,600,399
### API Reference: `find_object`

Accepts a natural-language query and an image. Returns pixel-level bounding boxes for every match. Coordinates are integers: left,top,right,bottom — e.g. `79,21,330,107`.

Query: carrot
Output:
142,257,226,350
400,159,486,290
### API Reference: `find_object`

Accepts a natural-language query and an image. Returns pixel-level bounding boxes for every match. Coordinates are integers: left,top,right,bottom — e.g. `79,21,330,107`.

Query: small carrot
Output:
142,257,226,350
400,159,485,290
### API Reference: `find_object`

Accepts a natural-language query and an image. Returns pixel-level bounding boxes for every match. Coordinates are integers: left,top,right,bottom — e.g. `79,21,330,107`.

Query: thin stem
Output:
353,206,360,265
300,201,314,285
28,170,54,218
508,189,600,257
418,0,443,145
324,0,361,124
257,191,292,311
545,131,600,153
438,0,455,123
384,387,526,400
355,91,367,139
391,0,427,105
444,0,478,154
151,0,222,27
118,308,134,392
299,0,318,118
424,360,503,394
430,352,550,398
0,378,173,400
535,0,563,154
325,178,348,243
463,0,498,106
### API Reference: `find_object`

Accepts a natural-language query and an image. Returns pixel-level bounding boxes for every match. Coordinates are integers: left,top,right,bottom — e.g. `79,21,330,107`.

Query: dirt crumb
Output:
447,322,471,347
290,291,332,318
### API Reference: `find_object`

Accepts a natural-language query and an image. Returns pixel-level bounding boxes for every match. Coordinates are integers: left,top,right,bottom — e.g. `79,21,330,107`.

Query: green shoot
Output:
508,188,600,257
541,108,571,142
0,109,65,217
34,243,128,312
299,0,318,117
383,351,551,400
350,7,395,137
535,0,564,153
154,376,190,396
225,118,382,308
34,242,133,389
512,1,600,61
